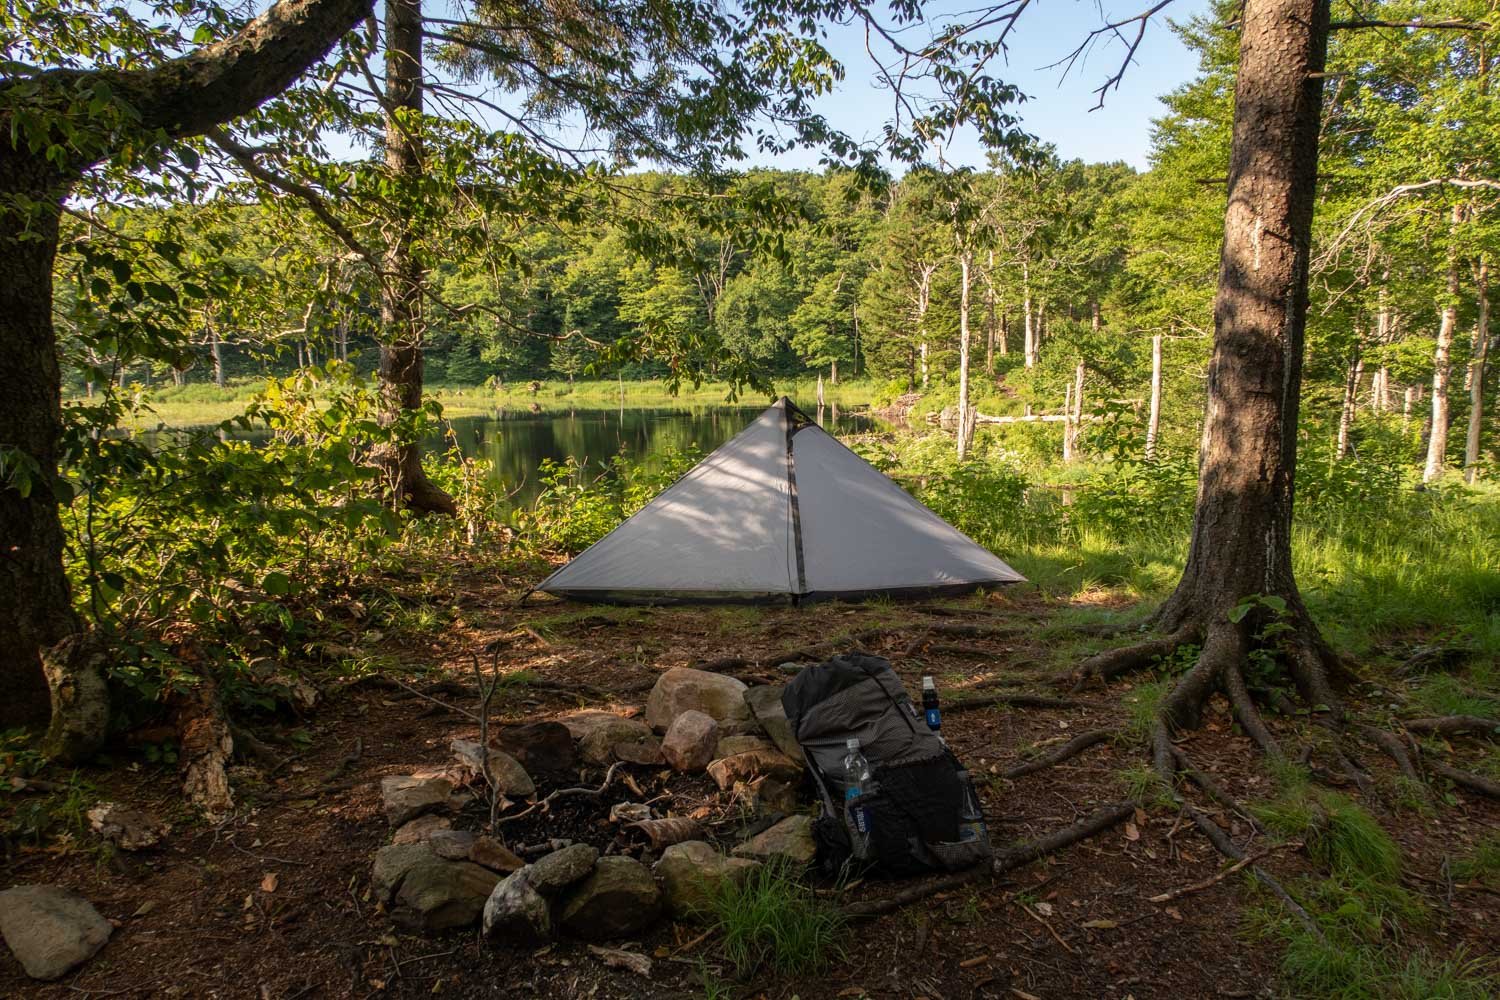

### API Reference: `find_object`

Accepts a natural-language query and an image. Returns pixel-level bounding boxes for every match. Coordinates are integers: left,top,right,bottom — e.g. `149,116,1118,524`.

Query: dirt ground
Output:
2,570,1497,999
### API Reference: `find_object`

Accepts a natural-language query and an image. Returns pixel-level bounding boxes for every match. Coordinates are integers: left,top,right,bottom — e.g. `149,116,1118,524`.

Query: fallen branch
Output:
843,801,1134,918
1427,761,1500,799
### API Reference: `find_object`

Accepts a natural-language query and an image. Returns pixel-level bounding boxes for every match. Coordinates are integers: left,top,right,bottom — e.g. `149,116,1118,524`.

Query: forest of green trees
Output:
63,4,1495,485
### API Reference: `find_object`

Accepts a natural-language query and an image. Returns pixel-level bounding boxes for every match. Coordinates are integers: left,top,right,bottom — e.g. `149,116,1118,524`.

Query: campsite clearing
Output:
3,567,1494,998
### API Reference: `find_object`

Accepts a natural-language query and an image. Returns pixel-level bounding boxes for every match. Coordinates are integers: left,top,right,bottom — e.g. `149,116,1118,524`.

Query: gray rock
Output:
372,843,439,904
450,740,536,798
706,748,802,791
427,829,478,860
577,717,655,766
662,710,719,772
654,841,760,922
0,885,112,981
613,738,666,766
381,774,454,827
528,843,600,895
482,869,551,945
392,860,500,933
646,668,752,730
740,776,799,815
743,684,800,760
559,857,662,940
86,802,170,851
732,814,816,865
391,814,452,845
470,836,525,874
714,734,774,759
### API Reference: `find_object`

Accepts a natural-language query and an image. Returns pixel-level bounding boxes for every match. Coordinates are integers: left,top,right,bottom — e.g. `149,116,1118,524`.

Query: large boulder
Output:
559,857,662,940
482,869,552,945
661,710,719,772
527,844,600,896
494,721,577,779
743,684,801,760
732,815,817,865
450,740,536,798
706,748,802,791
381,774,454,827
0,885,112,981
646,669,752,731
654,841,760,922
392,860,500,933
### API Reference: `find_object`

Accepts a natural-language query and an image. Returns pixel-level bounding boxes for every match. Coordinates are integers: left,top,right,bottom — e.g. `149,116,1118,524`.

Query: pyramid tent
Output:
536,398,1025,603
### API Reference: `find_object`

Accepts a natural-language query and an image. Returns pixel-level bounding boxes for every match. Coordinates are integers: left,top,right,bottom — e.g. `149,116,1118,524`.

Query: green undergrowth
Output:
710,859,846,979
1449,834,1500,887
1245,778,1499,998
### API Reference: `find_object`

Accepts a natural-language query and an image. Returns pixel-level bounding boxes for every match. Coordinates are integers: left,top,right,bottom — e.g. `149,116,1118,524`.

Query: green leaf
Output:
261,571,292,596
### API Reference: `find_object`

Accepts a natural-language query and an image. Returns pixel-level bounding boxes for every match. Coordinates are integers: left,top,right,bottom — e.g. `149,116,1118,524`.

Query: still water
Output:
442,402,881,505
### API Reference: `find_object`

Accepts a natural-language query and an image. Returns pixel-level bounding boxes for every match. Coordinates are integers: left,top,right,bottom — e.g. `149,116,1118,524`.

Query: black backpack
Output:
781,653,993,877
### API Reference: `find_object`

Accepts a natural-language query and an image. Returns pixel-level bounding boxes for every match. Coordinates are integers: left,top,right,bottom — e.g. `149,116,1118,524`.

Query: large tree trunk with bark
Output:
1466,257,1489,482
375,0,456,514
1083,0,1336,735
0,157,79,729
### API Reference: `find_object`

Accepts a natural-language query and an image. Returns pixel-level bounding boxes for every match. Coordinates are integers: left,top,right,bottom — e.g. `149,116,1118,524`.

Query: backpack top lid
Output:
781,653,944,782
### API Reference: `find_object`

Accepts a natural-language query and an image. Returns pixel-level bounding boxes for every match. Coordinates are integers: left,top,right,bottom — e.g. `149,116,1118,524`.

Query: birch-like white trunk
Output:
1423,206,1463,483
1146,333,1163,460
1466,257,1490,482
957,252,972,461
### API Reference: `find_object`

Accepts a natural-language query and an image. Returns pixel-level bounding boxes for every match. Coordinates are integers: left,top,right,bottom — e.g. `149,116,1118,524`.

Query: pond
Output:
147,400,887,507
443,402,884,505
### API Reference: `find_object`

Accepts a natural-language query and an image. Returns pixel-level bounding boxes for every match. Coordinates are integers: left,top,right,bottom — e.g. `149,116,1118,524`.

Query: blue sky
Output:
750,0,1215,172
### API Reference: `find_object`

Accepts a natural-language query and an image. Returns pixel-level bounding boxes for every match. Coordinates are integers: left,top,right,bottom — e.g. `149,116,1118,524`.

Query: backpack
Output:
781,653,993,877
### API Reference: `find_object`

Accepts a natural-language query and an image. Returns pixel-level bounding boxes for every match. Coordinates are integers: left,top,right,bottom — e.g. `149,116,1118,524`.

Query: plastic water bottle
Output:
842,738,874,858
921,676,945,743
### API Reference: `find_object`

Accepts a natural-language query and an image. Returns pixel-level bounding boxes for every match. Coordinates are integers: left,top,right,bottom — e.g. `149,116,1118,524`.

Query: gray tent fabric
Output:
536,398,1024,603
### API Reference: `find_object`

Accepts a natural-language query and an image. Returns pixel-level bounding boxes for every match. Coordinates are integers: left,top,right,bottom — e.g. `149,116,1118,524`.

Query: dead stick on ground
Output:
1019,902,1077,954
1147,845,1283,903
383,677,481,722
498,763,625,825
843,802,1134,919
1003,729,1116,779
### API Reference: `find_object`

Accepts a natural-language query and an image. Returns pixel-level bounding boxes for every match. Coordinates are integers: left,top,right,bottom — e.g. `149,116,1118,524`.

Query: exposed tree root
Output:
1426,761,1500,799
1404,716,1500,738
1003,729,1116,779
1223,665,1283,760
843,801,1135,919
1166,745,1266,835
944,692,1092,714
1069,626,1198,690
1353,725,1421,782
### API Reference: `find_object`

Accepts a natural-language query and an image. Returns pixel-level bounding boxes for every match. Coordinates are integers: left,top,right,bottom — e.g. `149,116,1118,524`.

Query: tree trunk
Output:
999,311,1008,356
1150,0,1331,685
1063,362,1084,463
957,252,972,461
830,358,838,384
1022,262,1036,368
210,323,226,388
1467,257,1490,482
0,157,79,729
1336,354,1363,459
1146,334,1163,460
375,0,455,514
1423,204,1463,483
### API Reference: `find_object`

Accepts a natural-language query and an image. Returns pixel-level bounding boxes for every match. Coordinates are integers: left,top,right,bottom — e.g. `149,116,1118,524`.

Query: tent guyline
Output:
536,398,1025,604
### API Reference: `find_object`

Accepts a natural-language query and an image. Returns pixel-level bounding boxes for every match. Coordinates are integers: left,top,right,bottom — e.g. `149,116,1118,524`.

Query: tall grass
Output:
710,860,846,978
